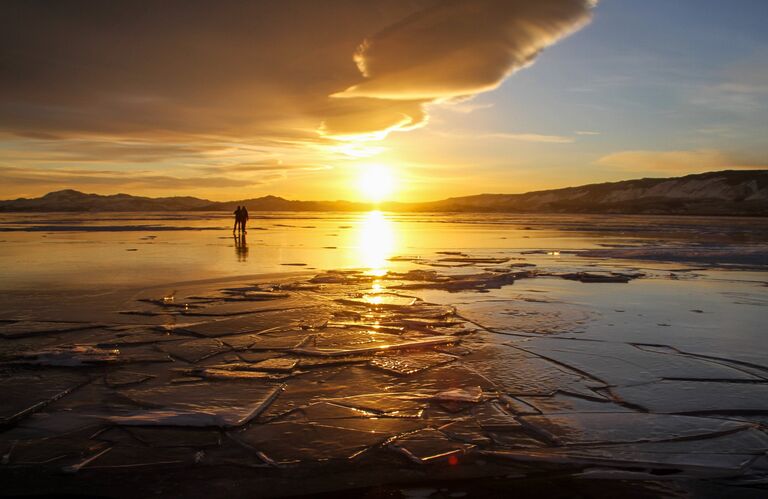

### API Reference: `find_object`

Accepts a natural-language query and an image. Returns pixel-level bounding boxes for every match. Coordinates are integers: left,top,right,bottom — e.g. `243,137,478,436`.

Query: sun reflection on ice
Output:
356,210,395,277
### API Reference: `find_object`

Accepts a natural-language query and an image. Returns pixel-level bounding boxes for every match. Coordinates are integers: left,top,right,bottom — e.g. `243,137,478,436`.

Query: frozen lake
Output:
1,211,767,497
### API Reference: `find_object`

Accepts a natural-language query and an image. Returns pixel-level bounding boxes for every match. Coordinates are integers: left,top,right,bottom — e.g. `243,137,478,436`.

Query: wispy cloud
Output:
430,130,575,143
0,166,260,191
485,133,574,143
597,149,767,173
195,161,331,174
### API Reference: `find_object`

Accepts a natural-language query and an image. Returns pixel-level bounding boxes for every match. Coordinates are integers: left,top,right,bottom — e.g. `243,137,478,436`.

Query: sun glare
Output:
356,210,395,275
357,164,395,203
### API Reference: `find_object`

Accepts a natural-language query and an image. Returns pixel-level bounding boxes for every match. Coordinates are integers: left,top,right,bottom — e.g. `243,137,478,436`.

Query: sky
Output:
1,0,767,202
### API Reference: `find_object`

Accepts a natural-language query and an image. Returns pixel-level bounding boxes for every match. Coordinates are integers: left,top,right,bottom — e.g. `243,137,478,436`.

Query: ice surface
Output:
105,370,155,388
369,352,457,376
337,293,418,308
246,357,299,372
457,300,592,336
295,335,457,357
433,386,483,403
461,345,604,398
2,222,767,495
121,427,222,448
518,393,634,414
558,272,632,283
176,306,325,338
0,321,101,339
181,367,287,381
5,345,121,366
389,428,475,464
482,428,768,476
112,382,282,427
321,393,429,416
0,370,90,426
438,420,493,446
249,330,312,350
232,421,387,463
159,338,229,363
519,413,749,445
516,338,761,386
472,401,522,431
612,380,768,413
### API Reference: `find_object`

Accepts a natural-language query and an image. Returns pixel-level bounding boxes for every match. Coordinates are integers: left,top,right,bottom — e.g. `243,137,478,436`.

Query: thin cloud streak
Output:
0,166,259,191
430,130,575,143
597,149,768,174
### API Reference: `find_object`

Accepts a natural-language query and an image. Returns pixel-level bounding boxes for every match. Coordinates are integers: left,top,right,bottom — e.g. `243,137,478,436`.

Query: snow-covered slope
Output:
419,170,768,215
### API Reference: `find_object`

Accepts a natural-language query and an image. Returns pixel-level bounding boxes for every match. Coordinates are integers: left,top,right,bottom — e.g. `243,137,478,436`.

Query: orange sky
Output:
1,1,766,202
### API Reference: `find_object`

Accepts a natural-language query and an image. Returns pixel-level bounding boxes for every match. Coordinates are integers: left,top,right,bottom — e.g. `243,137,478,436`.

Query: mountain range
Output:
1,170,766,216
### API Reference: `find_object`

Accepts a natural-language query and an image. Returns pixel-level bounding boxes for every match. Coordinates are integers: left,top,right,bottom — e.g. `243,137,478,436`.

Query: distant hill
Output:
400,170,768,216
1,170,766,215
0,189,214,212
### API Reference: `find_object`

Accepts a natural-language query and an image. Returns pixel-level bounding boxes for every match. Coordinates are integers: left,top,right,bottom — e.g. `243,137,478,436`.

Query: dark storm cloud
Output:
0,0,421,141
0,0,594,202
1,0,594,144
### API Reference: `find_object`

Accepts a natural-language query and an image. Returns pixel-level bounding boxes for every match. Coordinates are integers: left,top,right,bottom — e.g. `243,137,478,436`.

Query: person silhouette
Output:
241,206,249,233
233,206,242,233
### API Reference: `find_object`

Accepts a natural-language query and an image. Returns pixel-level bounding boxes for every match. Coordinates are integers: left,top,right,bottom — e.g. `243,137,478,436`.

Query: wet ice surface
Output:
1,212,767,497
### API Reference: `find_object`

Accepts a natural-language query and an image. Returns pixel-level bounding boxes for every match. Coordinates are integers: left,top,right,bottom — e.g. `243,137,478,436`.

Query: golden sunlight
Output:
357,164,395,203
355,210,395,275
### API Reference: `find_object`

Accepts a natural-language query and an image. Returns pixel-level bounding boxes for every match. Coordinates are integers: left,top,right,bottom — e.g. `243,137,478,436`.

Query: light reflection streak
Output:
355,210,395,277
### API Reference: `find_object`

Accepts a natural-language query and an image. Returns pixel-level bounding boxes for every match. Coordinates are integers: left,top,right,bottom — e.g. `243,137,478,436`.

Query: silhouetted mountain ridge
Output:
1,170,766,215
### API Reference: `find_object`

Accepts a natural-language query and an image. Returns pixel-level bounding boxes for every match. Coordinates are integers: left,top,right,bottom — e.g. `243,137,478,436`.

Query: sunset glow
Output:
2,2,765,202
357,164,395,203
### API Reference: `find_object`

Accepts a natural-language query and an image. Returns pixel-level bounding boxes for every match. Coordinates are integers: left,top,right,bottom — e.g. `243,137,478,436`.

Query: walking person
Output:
240,206,249,233
233,206,242,233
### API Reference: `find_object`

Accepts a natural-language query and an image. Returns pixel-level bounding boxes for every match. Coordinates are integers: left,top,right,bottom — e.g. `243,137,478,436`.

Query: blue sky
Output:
383,0,768,196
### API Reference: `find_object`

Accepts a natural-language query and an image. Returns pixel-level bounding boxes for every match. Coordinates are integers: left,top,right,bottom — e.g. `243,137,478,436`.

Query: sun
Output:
357,164,395,203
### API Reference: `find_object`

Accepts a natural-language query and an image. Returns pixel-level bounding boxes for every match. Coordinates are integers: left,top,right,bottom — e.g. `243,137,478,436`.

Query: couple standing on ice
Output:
233,205,249,233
